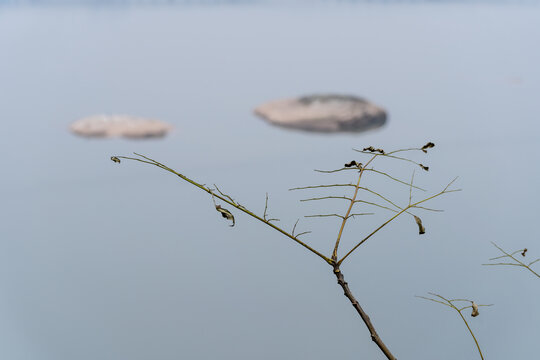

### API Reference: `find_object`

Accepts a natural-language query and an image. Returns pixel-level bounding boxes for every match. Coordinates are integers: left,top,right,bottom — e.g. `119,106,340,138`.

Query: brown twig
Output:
334,264,397,360
112,142,455,360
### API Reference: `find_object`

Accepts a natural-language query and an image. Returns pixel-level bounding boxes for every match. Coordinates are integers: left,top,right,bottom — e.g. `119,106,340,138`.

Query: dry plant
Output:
483,242,540,279
416,293,493,360
111,142,460,360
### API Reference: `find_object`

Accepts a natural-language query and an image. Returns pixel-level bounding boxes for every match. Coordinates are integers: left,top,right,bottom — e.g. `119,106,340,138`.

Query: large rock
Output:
70,114,173,139
254,94,387,133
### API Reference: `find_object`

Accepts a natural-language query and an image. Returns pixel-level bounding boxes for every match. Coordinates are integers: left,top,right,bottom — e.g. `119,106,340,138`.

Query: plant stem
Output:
332,156,377,260
456,310,484,360
333,264,397,360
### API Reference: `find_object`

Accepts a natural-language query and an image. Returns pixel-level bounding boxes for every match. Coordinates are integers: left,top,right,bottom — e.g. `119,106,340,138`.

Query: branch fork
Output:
111,142,457,360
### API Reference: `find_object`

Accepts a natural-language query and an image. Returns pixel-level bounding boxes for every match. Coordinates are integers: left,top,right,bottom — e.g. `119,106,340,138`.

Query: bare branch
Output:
338,178,459,265
347,213,375,218
354,200,400,213
214,184,236,205
443,176,461,192
292,182,403,213
412,205,444,212
305,213,374,220
305,214,345,219
355,149,427,170
292,218,300,237
358,187,403,211
289,184,355,191
387,147,424,155
364,169,426,191
113,153,332,264
483,242,540,278
264,193,270,220
482,263,523,267
112,143,457,360
331,155,378,260
301,196,354,202
314,167,357,174
417,292,490,360
335,265,397,360
262,193,280,222
409,171,415,206
488,249,523,260
414,295,452,308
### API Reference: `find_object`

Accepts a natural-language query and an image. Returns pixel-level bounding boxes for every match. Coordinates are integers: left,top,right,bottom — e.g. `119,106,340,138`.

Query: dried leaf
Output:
419,164,429,171
111,156,121,163
414,215,425,235
522,248,528,257
344,160,362,168
471,302,479,317
421,142,435,153
363,146,385,154
215,205,235,227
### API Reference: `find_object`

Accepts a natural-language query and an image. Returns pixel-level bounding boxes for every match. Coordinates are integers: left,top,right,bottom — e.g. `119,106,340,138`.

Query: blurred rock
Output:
254,94,386,133
70,114,172,139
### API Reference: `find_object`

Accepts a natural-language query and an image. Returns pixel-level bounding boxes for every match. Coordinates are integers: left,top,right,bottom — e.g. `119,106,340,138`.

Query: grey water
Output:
1,1,539,359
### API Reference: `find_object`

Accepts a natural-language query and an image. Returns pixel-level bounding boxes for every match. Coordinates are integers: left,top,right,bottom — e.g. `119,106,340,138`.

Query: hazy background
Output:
1,1,539,359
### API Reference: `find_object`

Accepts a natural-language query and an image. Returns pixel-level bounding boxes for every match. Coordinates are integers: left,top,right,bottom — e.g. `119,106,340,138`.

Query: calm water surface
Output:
1,2,539,359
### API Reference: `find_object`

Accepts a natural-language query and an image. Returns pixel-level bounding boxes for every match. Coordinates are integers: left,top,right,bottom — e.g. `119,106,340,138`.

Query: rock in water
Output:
70,114,173,139
254,94,387,133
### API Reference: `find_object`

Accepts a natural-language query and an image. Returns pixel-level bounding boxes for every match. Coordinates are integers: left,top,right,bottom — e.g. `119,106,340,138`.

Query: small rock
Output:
254,94,387,133
70,114,173,139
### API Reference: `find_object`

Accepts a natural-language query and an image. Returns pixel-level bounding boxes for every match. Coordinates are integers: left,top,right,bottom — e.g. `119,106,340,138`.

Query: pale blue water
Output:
1,2,539,359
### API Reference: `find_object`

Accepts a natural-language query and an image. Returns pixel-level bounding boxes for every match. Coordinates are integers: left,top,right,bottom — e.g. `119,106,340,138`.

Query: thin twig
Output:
305,214,345,219
338,177,459,265
292,218,300,237
262,193,280,222
292,182,403,213
355,149,424,168
114,154,332,264
529,259,540,266
358,187,403,211
264,193,269,220
483,242,540,278
416,293,492,360
331,155,377,261
412,205,444,212
354,200,400,213
214,184,236,205
314,167,357,174
289,184,356,191
409,171,415,206
364,169,426,191
301,196,355,202
347,213,375,219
